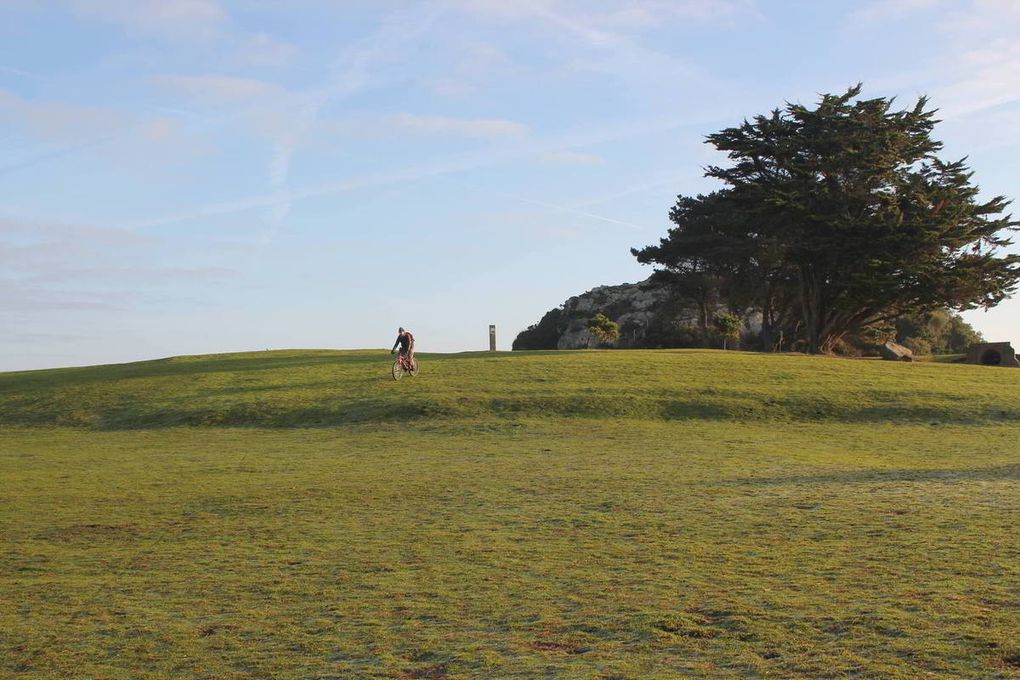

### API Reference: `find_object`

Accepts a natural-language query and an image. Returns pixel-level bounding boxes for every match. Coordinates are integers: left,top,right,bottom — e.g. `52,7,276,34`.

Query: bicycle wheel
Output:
409,358,420,377
392,359,404,380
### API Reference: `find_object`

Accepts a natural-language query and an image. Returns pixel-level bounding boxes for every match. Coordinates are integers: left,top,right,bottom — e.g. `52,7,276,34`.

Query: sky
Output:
1,0,1019,370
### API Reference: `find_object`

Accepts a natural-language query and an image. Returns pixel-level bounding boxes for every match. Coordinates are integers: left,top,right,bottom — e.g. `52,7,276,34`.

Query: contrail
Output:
570,175,684,209
0,65,34,78
265,3,446,231
511,195,648,230
0,134,117,177
131,115,694,230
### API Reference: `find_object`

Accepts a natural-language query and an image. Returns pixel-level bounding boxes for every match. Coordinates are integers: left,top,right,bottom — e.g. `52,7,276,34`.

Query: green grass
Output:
0,349,1016,428
1,350,1018,678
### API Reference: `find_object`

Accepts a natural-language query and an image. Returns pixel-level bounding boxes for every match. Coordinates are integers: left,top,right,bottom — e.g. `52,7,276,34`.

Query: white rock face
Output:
556,279,669,349
552,277,761,349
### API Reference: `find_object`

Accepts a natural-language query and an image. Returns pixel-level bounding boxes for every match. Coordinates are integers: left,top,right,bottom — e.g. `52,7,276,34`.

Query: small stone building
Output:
965,342,1019,367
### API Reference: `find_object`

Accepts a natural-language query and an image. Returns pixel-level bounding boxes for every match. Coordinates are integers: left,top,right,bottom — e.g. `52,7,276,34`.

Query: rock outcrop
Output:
555,280,674,349
513,277,761,350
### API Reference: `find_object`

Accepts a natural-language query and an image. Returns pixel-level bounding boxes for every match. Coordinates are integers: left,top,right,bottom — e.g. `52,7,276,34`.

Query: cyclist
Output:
391,327,415,364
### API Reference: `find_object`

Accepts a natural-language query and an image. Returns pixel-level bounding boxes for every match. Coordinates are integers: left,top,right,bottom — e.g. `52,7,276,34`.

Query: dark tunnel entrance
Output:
980,349,1002,366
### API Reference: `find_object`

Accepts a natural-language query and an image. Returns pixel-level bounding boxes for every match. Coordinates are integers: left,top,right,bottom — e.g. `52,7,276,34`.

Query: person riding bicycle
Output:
391,327,415,364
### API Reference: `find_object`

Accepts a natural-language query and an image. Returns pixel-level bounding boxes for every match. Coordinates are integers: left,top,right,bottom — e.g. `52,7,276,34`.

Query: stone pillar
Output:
489,325,496,352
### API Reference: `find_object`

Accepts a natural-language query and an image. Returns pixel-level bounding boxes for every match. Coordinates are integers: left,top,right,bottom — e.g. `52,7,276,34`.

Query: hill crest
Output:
1,349,1016,429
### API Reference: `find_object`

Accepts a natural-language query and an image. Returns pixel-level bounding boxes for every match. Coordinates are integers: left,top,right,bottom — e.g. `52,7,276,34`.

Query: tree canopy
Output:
634,85,1019,353
713,312,742,350
586,313,620,347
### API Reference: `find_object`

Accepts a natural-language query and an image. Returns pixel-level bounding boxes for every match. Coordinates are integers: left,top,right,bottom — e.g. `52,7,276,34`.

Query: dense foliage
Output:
586,313,621,346
634,85,1019,353
893,308,983,355
512,307,566,350
712,312,742,349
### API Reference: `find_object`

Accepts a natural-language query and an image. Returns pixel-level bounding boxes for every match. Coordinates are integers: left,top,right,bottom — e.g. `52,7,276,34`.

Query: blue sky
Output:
1,0,1018,370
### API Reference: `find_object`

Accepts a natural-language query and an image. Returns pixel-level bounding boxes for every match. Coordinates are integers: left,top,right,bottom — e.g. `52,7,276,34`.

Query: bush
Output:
894,309,982,355
513,308,566,350
901,336,933,356
712,312,741,349
586,313,621,347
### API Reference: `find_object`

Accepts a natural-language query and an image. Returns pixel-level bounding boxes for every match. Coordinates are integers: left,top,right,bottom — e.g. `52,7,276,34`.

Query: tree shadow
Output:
723,464,1020,487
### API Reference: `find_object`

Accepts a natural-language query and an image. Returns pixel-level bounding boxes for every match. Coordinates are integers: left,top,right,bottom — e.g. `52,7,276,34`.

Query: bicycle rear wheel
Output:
409,358,420,377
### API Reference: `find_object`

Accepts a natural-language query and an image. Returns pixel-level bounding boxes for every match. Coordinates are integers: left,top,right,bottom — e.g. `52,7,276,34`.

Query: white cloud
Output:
431,41,511,96
0,88,207,174
0,64,34,78
905,2,1020,121
67,0,297,66
448,0,730,99
938,0,1019,34
70,0,229,41
849,0,944,25
257,3,445,233
845,2,1020,123
0,88,126,142
150,74,288,104
240,32,299,66
389,113,529,138
0,284,129,312
932,38,1020,118
540,150,605,165
130,113,694,229
450,0,758,31
0,216,153,243
598,0,759,28
0,216,233,315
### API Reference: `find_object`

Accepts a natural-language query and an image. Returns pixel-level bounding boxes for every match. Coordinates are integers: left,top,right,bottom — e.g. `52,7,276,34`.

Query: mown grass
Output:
0,349,1016,428
1,350,1018,679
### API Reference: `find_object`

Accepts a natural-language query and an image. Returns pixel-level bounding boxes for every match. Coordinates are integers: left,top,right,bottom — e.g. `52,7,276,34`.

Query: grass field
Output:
1,349,1018,679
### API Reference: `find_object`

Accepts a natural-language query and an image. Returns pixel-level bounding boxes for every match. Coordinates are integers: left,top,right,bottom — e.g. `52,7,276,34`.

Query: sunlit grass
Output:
1,350,1017,678
0,349,1016,428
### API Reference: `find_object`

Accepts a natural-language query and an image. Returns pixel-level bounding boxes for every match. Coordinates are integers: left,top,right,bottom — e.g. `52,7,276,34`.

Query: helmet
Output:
398,327,405,333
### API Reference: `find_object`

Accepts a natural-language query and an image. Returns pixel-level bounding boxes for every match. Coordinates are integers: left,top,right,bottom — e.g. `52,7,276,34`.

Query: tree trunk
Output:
761,292,775,351
799,265,824,353
818,333,844,354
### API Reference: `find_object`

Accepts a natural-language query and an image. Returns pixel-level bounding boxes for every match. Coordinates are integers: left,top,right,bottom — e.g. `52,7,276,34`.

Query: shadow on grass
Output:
725,464,1020,486
3,390,1016,430
86,399,458,429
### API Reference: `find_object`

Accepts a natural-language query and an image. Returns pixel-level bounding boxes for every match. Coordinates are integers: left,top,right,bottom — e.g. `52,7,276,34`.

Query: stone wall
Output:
965,342,1019,367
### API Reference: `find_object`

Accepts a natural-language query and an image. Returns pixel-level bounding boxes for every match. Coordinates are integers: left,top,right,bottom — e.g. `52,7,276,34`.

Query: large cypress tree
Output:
635,85,1019,353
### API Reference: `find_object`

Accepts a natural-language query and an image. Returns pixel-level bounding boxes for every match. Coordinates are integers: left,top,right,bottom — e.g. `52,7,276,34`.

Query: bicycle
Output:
391,352,420,380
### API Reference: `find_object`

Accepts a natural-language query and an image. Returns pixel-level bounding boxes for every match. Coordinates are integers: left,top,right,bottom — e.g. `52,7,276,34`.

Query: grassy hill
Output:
1,348,1017,428
1,350,1018,679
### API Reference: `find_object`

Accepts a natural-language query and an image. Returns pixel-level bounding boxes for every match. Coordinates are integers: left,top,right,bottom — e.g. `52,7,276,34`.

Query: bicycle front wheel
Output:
392,359,404,380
